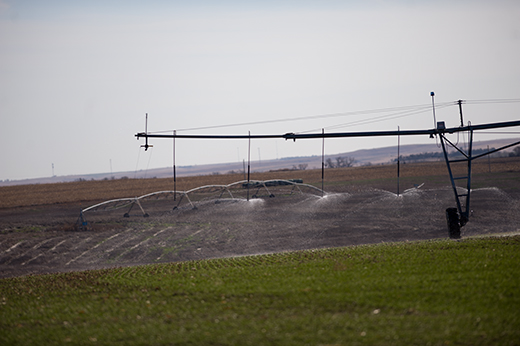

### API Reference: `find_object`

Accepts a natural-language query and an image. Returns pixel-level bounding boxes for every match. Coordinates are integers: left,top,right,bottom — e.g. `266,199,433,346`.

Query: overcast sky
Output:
1,0,519,181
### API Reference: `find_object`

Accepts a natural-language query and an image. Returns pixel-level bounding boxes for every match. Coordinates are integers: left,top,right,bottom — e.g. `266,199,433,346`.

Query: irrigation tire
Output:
446,208,461,239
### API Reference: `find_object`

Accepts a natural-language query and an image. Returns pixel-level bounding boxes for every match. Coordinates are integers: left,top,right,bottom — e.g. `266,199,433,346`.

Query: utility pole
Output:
458,100,464,127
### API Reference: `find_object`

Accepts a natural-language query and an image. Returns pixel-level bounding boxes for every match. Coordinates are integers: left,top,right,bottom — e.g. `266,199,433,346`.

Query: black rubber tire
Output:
446,208,461,239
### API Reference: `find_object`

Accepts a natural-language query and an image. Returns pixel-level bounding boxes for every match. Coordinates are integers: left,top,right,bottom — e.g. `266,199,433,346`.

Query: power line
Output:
147,98,519,135
464,98,520,105
150,102,453,134
302,103,453,134
472,131,520,135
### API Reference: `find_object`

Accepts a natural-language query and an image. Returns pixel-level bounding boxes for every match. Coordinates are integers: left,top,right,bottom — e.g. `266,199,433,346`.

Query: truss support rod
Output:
226,187,234,199
124,198,149,217
173,130,177,201
466,129,474,224
439,134,464,217
397,126,400,196
321,128,325,197
440,136,461,208
247,131,251,202
135,198,149,217
471,140,520,160
443,139,520,163
442,133,471,159
440,125,474,230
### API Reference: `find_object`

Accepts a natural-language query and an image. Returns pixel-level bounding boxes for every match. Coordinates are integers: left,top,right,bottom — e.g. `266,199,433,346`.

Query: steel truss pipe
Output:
135,120,520,141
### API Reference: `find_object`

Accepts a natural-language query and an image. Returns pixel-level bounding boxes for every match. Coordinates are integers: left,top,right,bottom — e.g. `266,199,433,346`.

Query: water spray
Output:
134,99,520,239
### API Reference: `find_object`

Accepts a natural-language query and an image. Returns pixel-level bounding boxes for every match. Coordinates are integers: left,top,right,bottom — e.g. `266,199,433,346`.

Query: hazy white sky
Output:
1,0,519,180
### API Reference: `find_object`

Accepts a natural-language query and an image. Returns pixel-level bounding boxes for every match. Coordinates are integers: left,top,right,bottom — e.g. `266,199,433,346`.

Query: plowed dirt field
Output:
1,158,519,278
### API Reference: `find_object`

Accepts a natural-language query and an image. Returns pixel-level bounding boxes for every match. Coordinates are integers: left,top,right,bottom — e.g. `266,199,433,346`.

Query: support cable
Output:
143,98,518,136
312,103,453,134
150,102,455,134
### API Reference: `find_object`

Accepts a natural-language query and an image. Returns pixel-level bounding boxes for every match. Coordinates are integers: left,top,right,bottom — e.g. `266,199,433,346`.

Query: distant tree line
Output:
325,156,356,168
390,147,520,163
510,146,520,157
293,164,308,170
75,176,133,182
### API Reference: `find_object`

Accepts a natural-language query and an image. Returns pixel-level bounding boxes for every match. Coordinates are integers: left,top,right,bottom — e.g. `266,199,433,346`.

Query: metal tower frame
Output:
135,112,520,238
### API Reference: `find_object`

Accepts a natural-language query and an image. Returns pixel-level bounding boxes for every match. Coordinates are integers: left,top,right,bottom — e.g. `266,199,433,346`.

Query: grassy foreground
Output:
1,236,519,345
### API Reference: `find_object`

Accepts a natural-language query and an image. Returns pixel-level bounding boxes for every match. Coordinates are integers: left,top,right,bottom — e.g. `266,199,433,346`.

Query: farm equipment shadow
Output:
1,185,519,278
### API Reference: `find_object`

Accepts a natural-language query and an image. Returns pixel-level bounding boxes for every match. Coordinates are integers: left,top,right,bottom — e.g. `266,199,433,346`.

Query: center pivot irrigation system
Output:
130,92,520,239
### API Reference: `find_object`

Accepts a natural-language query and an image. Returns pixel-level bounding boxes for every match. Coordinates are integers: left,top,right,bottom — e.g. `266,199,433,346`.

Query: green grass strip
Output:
1,235,519,345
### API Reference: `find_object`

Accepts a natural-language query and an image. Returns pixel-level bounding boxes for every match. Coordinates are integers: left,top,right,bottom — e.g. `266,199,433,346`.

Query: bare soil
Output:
1,159,519,279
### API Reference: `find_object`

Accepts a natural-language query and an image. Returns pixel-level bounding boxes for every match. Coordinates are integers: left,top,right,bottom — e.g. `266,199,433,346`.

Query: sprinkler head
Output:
284,132,296,142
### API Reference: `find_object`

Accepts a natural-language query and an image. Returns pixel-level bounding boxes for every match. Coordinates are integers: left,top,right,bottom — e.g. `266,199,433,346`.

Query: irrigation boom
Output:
133,103,520,239
136,120,520,140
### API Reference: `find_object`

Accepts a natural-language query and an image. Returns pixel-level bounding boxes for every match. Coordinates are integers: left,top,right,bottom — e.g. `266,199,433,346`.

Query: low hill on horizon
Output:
1,137,517,186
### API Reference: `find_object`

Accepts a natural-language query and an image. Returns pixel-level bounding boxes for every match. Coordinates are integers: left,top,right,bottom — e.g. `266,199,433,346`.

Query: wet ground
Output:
1,185,519,278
